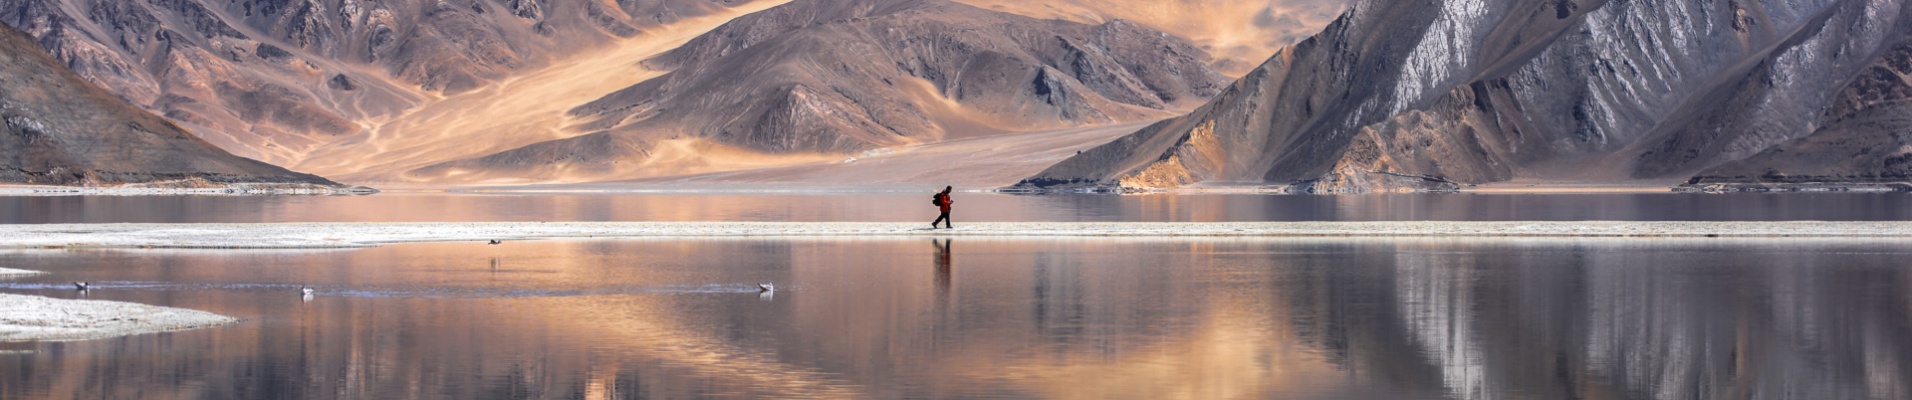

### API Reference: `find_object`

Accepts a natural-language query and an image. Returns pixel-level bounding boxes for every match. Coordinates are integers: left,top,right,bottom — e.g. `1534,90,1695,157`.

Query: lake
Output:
3,237,1910,398
1,193,1910,399
5,191,1912,224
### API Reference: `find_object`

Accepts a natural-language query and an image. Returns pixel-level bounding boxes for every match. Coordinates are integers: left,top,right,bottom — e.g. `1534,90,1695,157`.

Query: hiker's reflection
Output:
933,238,952,301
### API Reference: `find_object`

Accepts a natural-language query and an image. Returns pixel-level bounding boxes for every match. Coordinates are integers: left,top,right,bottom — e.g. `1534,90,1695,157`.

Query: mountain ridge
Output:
0,22,342,189
0,0,765,165
1018,0,1912,193
405,0,1230,184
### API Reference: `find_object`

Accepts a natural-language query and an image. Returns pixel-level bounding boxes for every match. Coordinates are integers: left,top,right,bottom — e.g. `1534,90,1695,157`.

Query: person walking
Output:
931,186,954,229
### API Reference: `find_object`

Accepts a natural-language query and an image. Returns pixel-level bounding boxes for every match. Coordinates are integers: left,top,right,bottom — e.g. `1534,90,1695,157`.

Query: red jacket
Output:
935,193,952,212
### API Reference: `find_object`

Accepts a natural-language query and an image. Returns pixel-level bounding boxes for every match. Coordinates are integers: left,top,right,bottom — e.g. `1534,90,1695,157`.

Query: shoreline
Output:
0,293,236,342
1,221,1911,249
0,183,377,196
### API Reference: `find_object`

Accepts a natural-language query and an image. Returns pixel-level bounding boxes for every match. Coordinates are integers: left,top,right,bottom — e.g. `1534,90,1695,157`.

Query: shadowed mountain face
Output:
410,0,1228,183
0,24,336,187
0,0,755,165
1021,0,1912,193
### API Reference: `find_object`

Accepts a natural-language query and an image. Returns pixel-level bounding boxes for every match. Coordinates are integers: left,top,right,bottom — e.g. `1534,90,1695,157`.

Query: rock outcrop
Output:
0,23,341,188
1019,0,1912,193
410,0,1228,183
0,0,759,165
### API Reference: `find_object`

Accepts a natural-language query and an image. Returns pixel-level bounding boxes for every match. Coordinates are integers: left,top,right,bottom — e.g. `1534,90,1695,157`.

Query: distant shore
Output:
0,221,1910,249
0,183,377,196
0,293,236,342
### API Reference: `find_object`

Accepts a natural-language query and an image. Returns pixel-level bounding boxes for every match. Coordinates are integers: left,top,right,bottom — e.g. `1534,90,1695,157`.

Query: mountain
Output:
951,0,1356,75
0,23,338,188
408,0,1229,184
0,0,763,165
1019,0,1912,193
1681,41,1912,191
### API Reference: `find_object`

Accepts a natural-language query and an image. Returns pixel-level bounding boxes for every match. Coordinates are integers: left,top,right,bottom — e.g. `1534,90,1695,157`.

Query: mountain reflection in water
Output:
0,238,1907,399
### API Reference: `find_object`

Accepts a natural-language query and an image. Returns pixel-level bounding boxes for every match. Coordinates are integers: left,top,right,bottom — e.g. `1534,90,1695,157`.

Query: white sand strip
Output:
0,294,236,342
0,267,43,276
0,221,1910,249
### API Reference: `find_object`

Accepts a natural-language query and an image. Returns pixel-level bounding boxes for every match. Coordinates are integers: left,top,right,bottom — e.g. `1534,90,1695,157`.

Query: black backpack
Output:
930,193,943,206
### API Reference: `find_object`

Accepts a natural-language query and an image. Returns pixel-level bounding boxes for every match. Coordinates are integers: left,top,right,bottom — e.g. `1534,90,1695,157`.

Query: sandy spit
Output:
0,267,43,276
0,294,237,342
0,221,1909,249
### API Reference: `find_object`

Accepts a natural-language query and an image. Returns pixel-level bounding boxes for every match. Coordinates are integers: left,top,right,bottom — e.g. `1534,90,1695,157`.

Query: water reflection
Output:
0,239,1907,398
7,192,1912,223
933,238,952,303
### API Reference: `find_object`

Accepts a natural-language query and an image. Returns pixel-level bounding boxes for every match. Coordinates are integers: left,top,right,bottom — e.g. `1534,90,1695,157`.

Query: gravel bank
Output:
0,294,236,342
0,221,1908,249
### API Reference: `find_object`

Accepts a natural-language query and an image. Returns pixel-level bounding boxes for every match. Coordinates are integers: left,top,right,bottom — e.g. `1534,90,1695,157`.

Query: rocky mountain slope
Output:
409,0,1229,183
1683,41,1912,191
0,0,762,165
953,0,1355,75
0,23,338,188
1020,0,1912,193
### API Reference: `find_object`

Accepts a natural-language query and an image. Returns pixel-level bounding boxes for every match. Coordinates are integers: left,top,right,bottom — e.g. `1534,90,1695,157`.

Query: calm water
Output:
2,238,1909,399
4,192,1912,224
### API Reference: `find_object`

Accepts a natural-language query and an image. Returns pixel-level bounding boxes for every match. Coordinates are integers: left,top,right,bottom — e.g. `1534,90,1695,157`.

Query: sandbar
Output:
0,221,1908,249
0,294,236,342
0,267,43,276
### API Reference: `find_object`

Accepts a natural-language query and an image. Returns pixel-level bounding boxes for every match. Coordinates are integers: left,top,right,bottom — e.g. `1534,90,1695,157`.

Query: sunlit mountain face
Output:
1022,0,1912,193
0,0,1353,187
13,0,1903,192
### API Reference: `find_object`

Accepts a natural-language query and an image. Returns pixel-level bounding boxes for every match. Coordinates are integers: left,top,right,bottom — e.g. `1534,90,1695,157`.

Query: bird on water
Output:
759,283,775,292
488,239,503,245
72,281,88,291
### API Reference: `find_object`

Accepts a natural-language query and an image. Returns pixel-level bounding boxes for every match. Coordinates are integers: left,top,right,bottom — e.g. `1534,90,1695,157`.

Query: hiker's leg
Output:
942,211,953,228
932,213,948,228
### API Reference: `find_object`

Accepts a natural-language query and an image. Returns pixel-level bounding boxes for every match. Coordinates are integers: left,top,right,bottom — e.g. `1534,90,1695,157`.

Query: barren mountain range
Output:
408,0,1230,183
0,0,1344,187
0,0,762,167
0,23,337,188
1021,0,1912,192
3,0,1906,191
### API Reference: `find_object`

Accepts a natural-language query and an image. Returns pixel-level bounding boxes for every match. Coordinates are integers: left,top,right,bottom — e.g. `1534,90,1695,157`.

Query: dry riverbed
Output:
0,221,1909,249
0,293,236,342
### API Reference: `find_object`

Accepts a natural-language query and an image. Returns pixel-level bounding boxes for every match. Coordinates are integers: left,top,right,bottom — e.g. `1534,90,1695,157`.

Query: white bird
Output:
301,286,314,296
758,283,775,292
487,239,503,245
72,281,88,291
